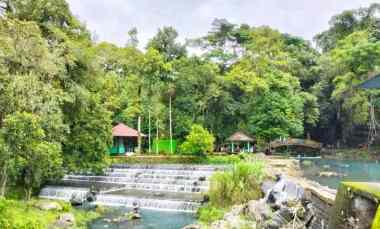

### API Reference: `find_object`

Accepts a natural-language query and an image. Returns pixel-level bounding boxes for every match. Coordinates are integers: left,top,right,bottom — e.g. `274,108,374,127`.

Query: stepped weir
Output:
39,164,226,212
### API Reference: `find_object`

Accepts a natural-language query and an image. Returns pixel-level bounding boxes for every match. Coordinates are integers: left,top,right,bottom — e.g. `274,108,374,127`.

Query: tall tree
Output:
147,26,187,61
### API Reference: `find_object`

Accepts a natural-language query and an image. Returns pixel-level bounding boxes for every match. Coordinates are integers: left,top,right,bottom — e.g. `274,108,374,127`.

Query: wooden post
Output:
231,142,234,153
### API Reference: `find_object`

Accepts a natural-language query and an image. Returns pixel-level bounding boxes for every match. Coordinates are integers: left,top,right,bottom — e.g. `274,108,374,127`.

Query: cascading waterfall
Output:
39,164,225,212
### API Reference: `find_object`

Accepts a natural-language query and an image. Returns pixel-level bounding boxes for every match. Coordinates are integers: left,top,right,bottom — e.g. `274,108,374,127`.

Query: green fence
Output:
152,139,178,154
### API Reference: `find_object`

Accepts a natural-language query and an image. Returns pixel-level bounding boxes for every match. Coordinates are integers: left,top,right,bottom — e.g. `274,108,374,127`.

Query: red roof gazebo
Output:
112,123,146,137
110,123,145,155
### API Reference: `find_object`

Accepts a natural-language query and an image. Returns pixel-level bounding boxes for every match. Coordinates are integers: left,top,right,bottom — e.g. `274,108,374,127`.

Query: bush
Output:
197,204,225,224
180,124,215,155
208,160,265,208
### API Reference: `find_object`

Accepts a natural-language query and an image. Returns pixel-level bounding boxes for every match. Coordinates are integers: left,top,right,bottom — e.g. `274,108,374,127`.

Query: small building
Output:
226,131,256,153
110,123,145,156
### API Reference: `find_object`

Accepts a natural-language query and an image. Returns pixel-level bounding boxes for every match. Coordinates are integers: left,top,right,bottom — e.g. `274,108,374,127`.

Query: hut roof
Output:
226,131,254,142
358,73,380,89
112,123,146,137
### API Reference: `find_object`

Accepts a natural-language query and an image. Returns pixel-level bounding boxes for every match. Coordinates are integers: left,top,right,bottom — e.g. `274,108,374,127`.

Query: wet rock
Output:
318,171,342,177
70,193,85,206
182,224,201,229
199,176,206,181
351,196,377,229
35,201,62,211
54,213,75,228
246,200,272,223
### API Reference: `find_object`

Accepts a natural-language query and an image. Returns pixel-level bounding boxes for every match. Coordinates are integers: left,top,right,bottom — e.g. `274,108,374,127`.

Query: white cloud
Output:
67,0,379,48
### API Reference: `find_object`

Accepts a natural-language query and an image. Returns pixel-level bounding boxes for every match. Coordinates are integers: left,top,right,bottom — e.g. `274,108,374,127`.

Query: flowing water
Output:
39,164,225,228
90,207,196,229
300,159,380,189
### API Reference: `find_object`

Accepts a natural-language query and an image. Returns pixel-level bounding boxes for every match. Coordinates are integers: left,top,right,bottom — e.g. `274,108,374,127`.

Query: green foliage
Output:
209,161,265,208
197,204,226,225
146,26,186,61
0,198,100,229
109,155,242,165
180,124,215,155
2,112,63,199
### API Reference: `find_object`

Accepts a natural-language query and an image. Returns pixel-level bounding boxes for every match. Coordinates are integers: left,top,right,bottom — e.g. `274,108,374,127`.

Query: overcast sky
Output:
67,0,379,48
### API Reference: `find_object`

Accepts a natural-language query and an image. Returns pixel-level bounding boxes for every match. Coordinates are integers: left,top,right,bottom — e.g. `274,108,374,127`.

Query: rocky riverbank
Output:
183,155,338,229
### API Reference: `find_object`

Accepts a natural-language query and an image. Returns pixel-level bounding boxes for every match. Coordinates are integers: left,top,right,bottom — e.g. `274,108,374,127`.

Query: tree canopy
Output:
0,0,380,198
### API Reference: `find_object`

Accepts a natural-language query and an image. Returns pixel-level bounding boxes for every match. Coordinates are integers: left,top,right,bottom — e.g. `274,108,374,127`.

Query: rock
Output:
266,176,305,206
199,176,206,181
261,180,276,195
35,201,62,211
54,213,75,228
318,171,345,177
210,220,230,229
351,196,377,229
70,193,85,206
247,200,272,223
266,206,294,229
182,224,201,229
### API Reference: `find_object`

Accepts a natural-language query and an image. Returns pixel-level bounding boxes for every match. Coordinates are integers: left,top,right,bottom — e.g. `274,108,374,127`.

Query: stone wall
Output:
309,188,334,229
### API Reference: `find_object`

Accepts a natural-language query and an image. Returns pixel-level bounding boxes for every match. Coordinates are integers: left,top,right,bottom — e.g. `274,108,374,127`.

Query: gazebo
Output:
110,123,146,155
226,131,255,153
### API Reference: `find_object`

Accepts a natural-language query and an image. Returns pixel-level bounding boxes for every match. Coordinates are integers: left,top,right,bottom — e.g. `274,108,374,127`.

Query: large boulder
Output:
35,201,62,211
266,175,305,207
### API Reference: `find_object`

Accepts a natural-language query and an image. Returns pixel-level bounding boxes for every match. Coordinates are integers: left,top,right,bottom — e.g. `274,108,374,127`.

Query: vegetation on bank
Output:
108,154,243,165
197,158,266,225
0,198,101,229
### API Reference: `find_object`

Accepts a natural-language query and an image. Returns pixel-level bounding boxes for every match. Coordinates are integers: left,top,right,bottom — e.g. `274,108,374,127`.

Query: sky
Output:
67,0,379,48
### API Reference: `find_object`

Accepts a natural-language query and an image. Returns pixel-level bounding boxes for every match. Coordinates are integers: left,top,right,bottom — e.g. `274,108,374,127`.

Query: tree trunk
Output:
25,187,32,201
156,118,159,154
148,110,151,153
169,95,173,154
0,164,7,197
137,116,142,154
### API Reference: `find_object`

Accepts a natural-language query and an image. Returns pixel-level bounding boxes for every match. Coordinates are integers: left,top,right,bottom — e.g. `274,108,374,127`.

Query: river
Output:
300,158,380,189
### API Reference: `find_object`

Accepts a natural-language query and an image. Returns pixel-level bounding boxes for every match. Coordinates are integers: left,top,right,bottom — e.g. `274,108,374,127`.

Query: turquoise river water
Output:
300,159,380,189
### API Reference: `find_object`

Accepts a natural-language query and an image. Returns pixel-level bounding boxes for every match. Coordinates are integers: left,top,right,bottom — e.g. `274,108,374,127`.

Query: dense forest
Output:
0,0,379,198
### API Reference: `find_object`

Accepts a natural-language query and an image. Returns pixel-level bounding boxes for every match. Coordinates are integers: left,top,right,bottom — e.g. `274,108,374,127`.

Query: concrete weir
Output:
39,164,226,212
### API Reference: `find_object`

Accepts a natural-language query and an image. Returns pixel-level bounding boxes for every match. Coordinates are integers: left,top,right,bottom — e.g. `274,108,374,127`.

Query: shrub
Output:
197,204,225,224
180,124,215,155
208,160,265,208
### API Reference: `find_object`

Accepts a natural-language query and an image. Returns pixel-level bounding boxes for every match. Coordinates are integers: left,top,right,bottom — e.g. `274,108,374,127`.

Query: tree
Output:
180,124,215,155
315,3,380,52
146,26,187,61
126,27,139,48
2,112,63,200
